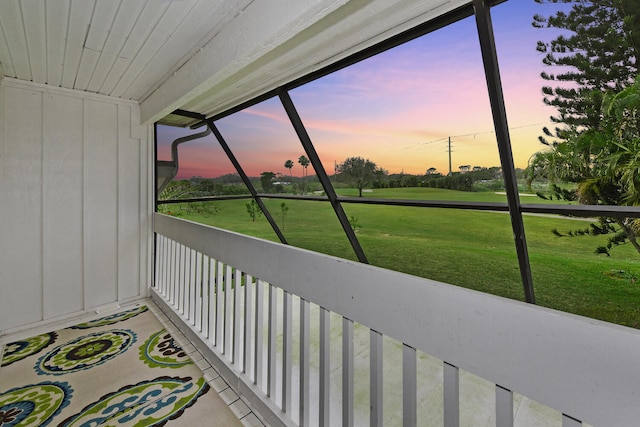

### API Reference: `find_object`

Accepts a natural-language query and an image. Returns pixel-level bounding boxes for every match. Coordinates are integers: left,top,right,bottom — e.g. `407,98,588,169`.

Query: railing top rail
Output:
154,213,640,426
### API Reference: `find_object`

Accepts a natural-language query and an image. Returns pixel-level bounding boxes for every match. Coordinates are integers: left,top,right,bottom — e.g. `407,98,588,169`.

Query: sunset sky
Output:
158,0,571,179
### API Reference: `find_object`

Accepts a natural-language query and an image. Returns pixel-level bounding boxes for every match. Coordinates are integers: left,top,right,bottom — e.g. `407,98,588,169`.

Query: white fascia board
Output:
140,0,349,124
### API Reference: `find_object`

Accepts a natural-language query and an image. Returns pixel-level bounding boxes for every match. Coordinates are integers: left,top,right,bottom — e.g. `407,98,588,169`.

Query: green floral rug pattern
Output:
0,305,241,426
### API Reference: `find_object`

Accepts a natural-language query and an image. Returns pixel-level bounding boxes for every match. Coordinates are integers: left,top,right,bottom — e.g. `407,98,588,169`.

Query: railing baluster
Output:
170,240,176,305
233,270,242,365
282,291,292,412
159,236,166,294
166,238,172,296
444,362,460,427
175,244,181,308
562,414,582,427
171,240,177,304
179,244,186,314
403,344,417,427
496,385,513,427
155,236,162,292
195,252,203,331
319,307,330,427
189,249,197,324
268,284,277,399
154,235,161,291
244,274,254,377
370,330,383,427
174,243,181,308
207,258,216,344
184,248,190,318
343,317,354,427
201,255,209,337
185,246,190,315
180,244,185,309
172,240,178,301
216,261,224,349
225,265,234,357
300,298,310,427
165,238,171,295
255,279,264,388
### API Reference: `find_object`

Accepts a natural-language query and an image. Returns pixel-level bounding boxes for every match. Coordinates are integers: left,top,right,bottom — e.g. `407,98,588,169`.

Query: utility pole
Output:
448,136,452,175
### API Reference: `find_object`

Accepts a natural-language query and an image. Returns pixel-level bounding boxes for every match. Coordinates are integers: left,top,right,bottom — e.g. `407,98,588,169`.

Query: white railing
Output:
152,213,640,427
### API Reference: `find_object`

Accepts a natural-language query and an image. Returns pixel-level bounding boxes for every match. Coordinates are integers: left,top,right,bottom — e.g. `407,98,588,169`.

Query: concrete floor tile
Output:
240,413,265,427
229,399,252,418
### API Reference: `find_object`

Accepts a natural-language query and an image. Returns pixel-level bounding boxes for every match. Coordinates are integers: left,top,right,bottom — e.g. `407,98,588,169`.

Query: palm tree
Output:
526,76,640,256
284,159,294,177
298,155,310,194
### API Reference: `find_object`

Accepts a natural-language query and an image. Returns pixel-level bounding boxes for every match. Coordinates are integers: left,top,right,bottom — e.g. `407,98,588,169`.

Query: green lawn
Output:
164,187,640,328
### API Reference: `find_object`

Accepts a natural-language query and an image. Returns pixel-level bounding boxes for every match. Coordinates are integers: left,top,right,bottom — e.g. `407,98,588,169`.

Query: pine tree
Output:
529,1,640,256
533,0,639,145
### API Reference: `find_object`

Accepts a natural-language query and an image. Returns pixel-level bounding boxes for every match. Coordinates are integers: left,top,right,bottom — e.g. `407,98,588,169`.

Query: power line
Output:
403,122,545,150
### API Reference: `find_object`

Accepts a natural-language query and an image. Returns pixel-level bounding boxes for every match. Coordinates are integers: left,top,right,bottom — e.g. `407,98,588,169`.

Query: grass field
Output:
163,187,640,328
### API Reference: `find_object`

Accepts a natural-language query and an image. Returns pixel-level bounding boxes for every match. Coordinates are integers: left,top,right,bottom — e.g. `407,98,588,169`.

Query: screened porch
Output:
1,0,639,426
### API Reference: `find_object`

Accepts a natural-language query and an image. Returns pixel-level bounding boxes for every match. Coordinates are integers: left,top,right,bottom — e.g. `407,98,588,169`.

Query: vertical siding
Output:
42,93,84,318
84,99,119,308
0,86,44,328
0,79,149,333
118,104,142,300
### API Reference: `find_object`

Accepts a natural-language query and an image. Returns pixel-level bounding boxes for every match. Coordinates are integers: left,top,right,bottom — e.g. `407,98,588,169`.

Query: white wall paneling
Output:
83,99,119,308
0,85,44,329
43,93,84,318
118,104,142,301
0,79,150,333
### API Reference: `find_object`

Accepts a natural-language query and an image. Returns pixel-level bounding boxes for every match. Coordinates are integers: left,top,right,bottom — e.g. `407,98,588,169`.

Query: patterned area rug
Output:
0,305,243,426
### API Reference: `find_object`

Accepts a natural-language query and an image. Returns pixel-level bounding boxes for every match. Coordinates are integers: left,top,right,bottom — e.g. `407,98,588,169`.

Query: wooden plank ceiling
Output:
0,0,249,105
